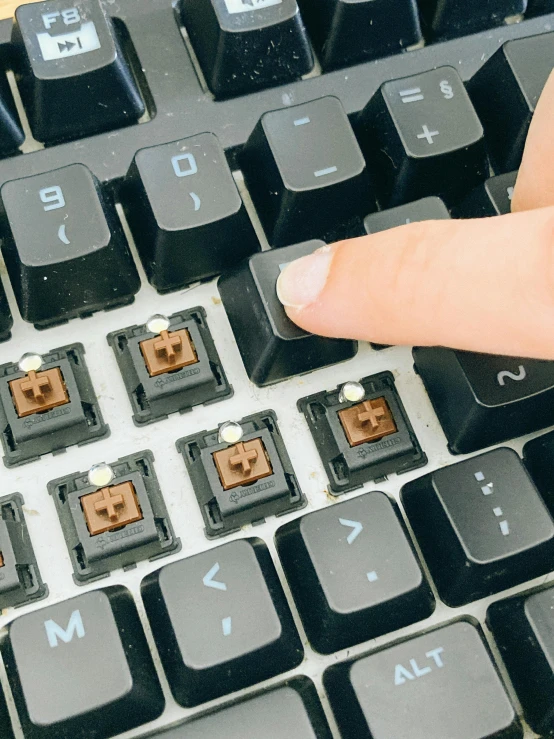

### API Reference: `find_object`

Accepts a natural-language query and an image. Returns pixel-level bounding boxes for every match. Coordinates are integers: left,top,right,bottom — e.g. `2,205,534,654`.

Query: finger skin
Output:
513,70,554,212
285,208,554,359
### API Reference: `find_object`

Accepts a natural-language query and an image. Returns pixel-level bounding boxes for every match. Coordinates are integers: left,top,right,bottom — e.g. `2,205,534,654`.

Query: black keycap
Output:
242,97,373,246
364,196,450,234
1,586,164,739
0,163,140,328
361,66,487,206
324,621,520,739
401,448,554,606
298,0,422,71
124,133,259,293
0,73,24,157
276,492,434,654
218,239,357,385
420,0,526,39
488,583,554,736
142,538,303,707
0,279,12,342
524,429,554,512
528,0,554,14
11,0,145,144
148,679,332,739
180,0,313,99
456,171,517,217
469,32,554,171
0,683,14,739
413,347,554,454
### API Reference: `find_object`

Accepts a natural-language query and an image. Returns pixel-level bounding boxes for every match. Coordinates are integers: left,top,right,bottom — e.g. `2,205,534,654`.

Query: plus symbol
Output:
417,124,439,145
229,442,258,475
154,330,182,364
21,371,51,404
358,401,386,430
94,487,125,520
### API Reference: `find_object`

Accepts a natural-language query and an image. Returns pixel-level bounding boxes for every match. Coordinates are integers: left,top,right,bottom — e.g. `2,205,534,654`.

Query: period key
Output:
123,133,259,293
360,66,487,206
276,491,434,654
0,586,164,739
324,621,521,739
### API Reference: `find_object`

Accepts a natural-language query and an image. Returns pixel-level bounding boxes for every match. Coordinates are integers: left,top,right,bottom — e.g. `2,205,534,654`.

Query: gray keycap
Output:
148,680,332,738
361,66,486,205
364,197,450,234
488,583,554,735
277,491,434,653
325,621,520,739
402,448,554,606
242,96,373,245
142,537,303,707
124,133,259,292
2,585,164,739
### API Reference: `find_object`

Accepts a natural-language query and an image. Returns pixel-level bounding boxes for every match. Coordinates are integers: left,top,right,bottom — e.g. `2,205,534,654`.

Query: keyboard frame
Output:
0,4,552,737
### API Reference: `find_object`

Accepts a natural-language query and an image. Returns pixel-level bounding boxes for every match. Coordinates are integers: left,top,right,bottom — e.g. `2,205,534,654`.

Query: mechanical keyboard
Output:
0,0,552,737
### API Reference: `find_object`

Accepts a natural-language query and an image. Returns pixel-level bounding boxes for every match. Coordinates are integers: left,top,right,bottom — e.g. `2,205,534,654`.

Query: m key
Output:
324,621,520,739
141,538,303,707
124,133,259,293
1,586,164,739
0,163,140,327
413,347,554,453
360,67,487,206
276,492,434,654
401,448,554,607
11,0,145,144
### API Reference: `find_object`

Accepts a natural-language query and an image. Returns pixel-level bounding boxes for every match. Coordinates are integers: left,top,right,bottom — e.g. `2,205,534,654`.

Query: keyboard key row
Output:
0,0,550,153
0,30,551,330
6,437,554,734
10,542,554,737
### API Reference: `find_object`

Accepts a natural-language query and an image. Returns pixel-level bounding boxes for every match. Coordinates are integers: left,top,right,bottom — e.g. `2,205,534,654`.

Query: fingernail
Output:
276,246,334,309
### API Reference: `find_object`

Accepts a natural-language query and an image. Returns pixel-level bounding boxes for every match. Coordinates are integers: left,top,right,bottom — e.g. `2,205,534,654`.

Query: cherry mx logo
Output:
224,0,282,14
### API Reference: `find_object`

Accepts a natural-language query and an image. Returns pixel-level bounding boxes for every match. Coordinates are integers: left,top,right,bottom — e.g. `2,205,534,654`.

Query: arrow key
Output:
276,492,434,654
141,538,303,707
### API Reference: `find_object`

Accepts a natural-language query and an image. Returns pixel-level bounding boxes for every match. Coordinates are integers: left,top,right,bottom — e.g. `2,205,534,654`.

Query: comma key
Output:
1,586,164,739
324,621,521,739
